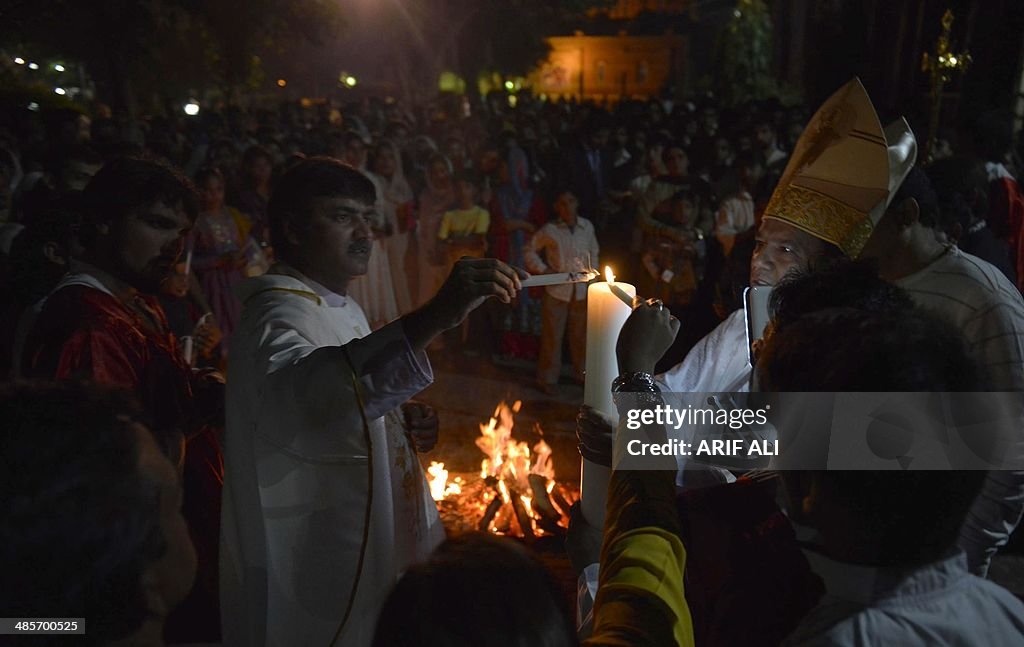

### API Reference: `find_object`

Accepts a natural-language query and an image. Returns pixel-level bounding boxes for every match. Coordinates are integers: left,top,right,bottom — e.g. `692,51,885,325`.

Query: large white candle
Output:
582,267,635,527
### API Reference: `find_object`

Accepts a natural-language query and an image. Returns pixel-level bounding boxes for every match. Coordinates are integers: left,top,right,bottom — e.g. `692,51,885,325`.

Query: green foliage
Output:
714,0,778,106
181,0,343,93
2,0,344,113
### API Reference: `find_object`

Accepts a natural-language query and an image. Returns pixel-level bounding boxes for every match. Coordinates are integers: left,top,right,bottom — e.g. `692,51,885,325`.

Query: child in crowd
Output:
642,189,705,308
438,173,490,268
640,188,724,371
437,174,491,350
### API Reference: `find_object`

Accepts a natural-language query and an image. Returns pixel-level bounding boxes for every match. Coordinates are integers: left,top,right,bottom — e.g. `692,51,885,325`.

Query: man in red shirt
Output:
23,157,224,642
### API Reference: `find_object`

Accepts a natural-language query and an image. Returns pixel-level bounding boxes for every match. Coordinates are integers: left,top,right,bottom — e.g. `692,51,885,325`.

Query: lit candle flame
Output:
605,266,615,283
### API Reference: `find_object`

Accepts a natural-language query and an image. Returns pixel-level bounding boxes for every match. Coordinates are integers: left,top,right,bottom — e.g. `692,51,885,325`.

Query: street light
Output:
54,63,65,72
343,75,357,87
28,62,39,70
13,57,25,65
183,101,200,116
54,87,66,95
277,78,287,87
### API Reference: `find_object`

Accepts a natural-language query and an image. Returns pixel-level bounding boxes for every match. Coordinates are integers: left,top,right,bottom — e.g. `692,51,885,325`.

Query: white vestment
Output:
658,308,752,393
221,268,444,647
658,308,752,489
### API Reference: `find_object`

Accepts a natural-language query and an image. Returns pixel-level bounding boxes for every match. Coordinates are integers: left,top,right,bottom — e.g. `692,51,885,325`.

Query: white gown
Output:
348,237,400,330
221,269,444,647
349,173,400,330
657,308,752,488
657,308,751,393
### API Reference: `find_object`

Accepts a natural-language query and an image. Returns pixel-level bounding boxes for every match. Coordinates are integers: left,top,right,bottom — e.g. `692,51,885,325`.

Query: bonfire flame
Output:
427,461,462,501
426,400,572,538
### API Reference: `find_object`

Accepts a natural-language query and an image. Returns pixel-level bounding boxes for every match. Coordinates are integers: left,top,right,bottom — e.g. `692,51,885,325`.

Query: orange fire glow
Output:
426,400,571,538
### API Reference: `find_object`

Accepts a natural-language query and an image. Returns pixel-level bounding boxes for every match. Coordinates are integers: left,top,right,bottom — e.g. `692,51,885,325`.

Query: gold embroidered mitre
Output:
763,78,917,258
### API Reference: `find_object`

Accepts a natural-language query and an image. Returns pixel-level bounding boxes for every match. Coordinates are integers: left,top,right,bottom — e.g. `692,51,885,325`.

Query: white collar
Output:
278,264,349,308
305,277,349,308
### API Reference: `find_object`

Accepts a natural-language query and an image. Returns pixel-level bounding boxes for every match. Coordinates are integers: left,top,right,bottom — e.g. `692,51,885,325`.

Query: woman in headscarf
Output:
413,153,455,309
369,139,415,315
347,138,401,330
490,146,548,355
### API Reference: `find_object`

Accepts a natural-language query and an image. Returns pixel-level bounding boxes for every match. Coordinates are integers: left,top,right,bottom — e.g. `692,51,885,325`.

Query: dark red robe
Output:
24,283,224,642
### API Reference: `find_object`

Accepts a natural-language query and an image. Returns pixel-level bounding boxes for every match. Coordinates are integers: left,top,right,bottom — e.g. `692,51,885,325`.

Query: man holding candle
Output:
574,78,920,588
525,190,600,395
587,77,1024,581
222,157,526,647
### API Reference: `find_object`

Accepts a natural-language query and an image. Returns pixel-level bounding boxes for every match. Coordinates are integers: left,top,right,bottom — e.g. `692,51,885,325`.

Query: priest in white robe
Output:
221,158,524,647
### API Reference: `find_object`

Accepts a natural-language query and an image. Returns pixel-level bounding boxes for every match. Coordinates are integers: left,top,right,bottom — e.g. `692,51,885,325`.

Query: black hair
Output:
426,152,453,175
662,143,687,164
372,533,575,647
891,166,940,229
768,259,915,335
0,381,166,644
453,170,481,187
648,133,671,151
62,143,103,167
583,112,612,136
342,131,367,149
267,156,377,264
9,191,83,304
79,157,198,248
734,150,762,171
967,111,1012,161
241,144,273,170
925,157,989,232
670,187,703,215
758,308,986,566
194,165,225,187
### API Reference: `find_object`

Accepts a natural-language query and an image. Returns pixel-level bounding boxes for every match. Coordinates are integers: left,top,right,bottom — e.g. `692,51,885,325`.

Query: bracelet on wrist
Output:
612,371,660,393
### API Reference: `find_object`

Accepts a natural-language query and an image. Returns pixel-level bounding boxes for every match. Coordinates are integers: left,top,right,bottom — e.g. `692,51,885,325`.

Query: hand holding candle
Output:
581,266,636,527
607,281,634,308
519,268,599,288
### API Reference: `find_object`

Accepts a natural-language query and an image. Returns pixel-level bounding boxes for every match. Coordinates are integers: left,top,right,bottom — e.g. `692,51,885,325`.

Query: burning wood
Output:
526,474,563,531
549,483,574,519
426,400,578,538
478,495,504,532
509,487,536,541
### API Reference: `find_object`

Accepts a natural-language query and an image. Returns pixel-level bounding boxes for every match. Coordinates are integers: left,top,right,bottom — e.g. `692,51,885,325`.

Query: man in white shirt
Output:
755,119,787,169
221,157,524,646
859,166,1024,576
759,306,1024,647
525,190,600,394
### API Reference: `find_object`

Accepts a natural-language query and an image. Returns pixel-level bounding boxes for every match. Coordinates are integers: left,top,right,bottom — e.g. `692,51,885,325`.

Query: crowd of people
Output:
3,73,1024,646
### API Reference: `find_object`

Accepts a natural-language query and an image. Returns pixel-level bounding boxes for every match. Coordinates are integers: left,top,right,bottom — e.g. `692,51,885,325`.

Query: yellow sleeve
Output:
474,207,491,234
229,207,253,241
584,528,694,647
438,212,451,240
584,424,693,647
